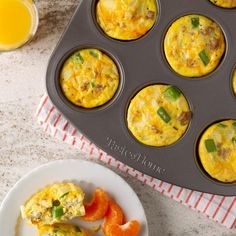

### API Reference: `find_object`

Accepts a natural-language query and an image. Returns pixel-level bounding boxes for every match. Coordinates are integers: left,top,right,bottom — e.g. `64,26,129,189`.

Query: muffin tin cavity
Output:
127,84,191,147
164,14,226,78
209,0,236,8
59,48,120,109
197,120,236,183
95,0,158,41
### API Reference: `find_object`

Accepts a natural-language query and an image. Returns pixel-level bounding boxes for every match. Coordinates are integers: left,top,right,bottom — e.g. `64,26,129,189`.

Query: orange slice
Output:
105,220,141,236
102,200,124,234
81,188,109,222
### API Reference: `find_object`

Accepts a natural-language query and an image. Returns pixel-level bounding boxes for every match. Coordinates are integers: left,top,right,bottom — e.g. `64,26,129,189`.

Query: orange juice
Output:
0,0,38,51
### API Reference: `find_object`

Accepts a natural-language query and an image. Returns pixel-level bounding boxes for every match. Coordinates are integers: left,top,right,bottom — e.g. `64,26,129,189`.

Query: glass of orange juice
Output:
0,0,38,51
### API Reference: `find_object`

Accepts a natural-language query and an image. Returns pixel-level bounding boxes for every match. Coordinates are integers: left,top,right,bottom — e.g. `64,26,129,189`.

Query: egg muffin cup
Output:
196,120,236,184
163,14,226,78
95,0,158,41
46,0,236,196
209,0,236,8
60,48,120,109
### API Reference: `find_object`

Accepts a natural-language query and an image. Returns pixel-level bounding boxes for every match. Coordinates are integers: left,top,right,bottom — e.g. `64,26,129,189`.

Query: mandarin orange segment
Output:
105,220,141,236
81,188,109,222
102,200,124,234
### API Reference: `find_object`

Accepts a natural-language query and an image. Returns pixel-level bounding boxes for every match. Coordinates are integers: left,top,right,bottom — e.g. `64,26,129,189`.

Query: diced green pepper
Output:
205,139,217,153
89,50,98,58
191,17,199,28
218,123,227,128
232,121,236,127
157,107,171,123
59,192,69,199
73,52,84,64
199,49,210,66
91,82,96,88
52,206,64,219
164,86,181,101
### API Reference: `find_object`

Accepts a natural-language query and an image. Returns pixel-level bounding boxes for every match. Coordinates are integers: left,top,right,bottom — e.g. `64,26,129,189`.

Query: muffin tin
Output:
46,0,236,196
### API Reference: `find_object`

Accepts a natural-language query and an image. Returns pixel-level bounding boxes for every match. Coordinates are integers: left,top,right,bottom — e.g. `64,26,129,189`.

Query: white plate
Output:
0,159,148,236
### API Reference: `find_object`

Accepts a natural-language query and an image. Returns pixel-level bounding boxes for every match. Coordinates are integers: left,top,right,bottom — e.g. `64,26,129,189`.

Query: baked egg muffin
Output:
21,183,85,226
38,224,90,236
127,84,191,147
198,120,236,183
164,14,225,77
209,0,236,8
60,49,119,108
232,68,236,95
96,0,158,40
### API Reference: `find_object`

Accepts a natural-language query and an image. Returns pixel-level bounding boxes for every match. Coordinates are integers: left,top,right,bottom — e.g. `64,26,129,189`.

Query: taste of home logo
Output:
106,137,165,175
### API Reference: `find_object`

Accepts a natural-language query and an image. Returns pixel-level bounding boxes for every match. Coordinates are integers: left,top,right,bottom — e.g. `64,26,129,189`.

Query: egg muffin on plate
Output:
127,84,191,147
209,0,236,8
21,183,85,226
60,49,119,108
96,0,158,40
38,224,90,236
164,14,225,78
198,120,236,183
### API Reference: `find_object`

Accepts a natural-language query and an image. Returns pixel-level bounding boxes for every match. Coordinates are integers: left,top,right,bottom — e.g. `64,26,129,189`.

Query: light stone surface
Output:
0,1,235,235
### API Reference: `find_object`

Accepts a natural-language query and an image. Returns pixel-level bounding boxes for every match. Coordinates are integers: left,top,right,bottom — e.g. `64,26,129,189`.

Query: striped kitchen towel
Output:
36,94,236,229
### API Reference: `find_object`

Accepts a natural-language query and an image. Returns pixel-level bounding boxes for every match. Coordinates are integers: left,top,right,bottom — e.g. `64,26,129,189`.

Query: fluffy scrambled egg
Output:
60,49,119,108
198,120,236,183
21,183,85,226
209,0,236,8
96,0,157,40
127,85,191,147
232,69,236,95
38,224,90,236
164,14,225,77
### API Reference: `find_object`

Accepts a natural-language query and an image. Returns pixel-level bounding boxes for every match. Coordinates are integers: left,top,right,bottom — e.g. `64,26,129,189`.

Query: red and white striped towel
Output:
36,94,236,229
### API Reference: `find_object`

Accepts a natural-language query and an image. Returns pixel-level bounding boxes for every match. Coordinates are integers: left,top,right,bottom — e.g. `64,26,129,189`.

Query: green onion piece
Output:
73,52,84,64
60,192,69,199
89,50,98,58
164,86,181,101
76,226,82,232
199,49,210,66
232,137,236,145
232,122,236,127
157,107,171,123
91,82,96,88
191,17,199,28
218,123,227,128
52,206,64,219
205,139,217,153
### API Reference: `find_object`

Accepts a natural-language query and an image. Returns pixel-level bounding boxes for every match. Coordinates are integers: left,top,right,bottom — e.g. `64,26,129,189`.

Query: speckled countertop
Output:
0,1,235,235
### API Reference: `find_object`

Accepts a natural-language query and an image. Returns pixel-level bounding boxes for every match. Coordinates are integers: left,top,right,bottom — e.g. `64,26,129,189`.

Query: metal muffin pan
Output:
46,0,236,196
